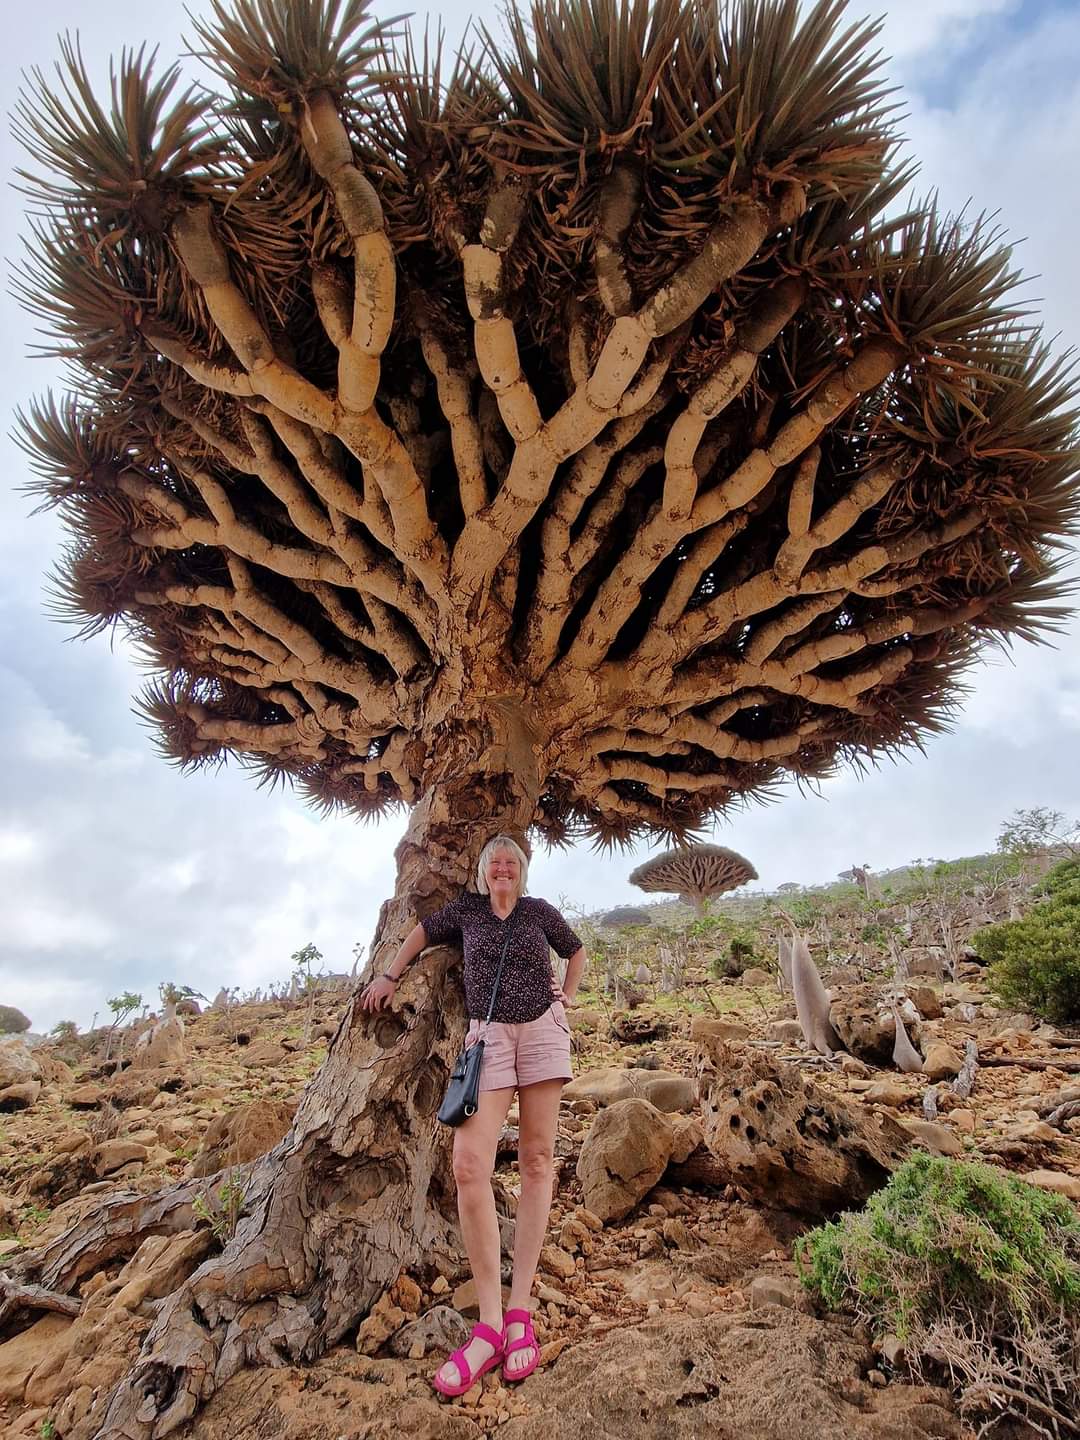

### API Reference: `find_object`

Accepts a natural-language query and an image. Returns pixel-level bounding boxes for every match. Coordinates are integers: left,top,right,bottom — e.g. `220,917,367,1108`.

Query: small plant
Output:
159,981,204,1009
192,1172,248,1246
50,1019,79,1042
20,1203,51,1229
975,859,1080,1022
796,1153,1080,1433
40,1419,57,1439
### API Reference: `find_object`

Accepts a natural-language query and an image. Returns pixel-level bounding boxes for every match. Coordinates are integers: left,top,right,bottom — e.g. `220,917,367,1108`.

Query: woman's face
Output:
485,847,521,895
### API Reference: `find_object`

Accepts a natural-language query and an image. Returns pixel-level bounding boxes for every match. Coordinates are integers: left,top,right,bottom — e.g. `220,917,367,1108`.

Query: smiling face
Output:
484,845,522,898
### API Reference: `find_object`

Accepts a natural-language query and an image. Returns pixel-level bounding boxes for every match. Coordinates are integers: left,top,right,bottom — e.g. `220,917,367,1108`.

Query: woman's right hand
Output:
360,975,398,1012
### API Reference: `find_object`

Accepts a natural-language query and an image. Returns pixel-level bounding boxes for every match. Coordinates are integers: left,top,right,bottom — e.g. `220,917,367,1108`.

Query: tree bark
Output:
21,748,541,1440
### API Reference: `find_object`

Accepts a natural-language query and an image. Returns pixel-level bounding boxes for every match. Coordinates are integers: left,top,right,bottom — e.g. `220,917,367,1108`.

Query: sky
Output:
1,0,1078,1032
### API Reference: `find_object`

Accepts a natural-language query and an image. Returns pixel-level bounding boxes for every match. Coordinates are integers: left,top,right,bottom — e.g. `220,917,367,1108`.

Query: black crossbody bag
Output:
438,918,515,1128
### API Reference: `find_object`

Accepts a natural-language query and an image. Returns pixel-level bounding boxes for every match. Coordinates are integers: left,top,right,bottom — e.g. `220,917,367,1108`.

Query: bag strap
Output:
483,913,517,1024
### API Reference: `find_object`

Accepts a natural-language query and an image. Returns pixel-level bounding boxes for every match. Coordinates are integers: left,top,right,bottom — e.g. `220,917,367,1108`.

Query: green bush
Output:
0,1005,31,1034
796,1153,1080,1430
974,858,1080,1022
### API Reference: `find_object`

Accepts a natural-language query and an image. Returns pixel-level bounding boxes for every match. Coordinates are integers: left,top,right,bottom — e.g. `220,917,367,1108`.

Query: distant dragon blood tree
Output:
8,0,1078,1433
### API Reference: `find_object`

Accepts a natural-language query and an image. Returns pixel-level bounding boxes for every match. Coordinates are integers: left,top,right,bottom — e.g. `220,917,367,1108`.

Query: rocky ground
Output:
2,938,1079,1440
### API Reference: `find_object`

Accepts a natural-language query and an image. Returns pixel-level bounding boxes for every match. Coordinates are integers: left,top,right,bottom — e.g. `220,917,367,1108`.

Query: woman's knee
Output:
453,1143,494,1188
518,1144,554,1183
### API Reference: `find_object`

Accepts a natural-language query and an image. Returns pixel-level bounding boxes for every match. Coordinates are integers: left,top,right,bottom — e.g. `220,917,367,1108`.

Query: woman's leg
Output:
505,1078,564,1376
435,1084,516,1389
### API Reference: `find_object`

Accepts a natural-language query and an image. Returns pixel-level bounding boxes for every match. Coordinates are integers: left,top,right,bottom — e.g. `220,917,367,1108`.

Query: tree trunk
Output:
22,752,541,1440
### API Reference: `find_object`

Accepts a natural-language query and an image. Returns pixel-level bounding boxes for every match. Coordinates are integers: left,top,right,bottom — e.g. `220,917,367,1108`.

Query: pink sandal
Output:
501,1308,541,1383
431,1321,504,1398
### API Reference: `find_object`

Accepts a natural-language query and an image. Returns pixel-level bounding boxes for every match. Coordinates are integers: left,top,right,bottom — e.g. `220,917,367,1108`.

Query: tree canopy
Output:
13,0,1079,849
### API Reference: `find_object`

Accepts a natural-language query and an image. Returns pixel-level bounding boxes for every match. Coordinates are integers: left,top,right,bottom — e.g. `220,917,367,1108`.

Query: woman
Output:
360,835,586,1395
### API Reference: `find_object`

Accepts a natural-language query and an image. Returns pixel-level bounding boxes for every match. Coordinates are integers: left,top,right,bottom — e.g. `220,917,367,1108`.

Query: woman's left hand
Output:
551,986,574,1006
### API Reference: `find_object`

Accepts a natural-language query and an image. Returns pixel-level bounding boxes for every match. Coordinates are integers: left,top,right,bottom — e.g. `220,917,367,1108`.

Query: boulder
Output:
907,985,943,1021
0,1080,41,1110
1021,1169,1080,1201
696,1038,910,1215
690,1018,748,1044
669,1115,704,1164
863,1079,912,1108
567,1008,602,1033
0,1035,39,1089
564,1067,694,1114
68,1083,106,1108
576,1098,674,1221
93,1140,149,1176
189,1098,296,1177
900,1119,964,1157
388,1305,469,1359
829,985,921,1066
765,1020,803,1045
922,1041,963,1081
130,1014,185,1070
748,1275,810,1312
740,967,773,989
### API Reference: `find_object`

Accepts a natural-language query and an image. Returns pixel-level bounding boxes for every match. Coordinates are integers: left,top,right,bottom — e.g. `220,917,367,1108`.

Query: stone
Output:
390,1274,423,1315
669,1115,703,1165
907,986,943,1021
740,967,773,989
922,1042,963,1081
189,1098,296,1177
696,1038,910,1215
951,1109,975,1133
0,1036,40,1089
564,1067,693,1114
766,1020,804,1045
539,1245,576,1280
0,1080,41,1110
576,1099,674,1222
1020,1169,1080,1201
901,1120,964,1157
690,1018,748,1044
662,1218,695,1250
93,1140,149,1176
388,1305,469,1359
829,986,919,1066
881,1335,907,1367
130,1014,185,1070
567,1008,602,1033
863,1079,911,1108
0,1314,73,1400
623,1264,677,1304
1007,1118,1058,1144
748,1275,807,1311
840,1055,871,1078
356,1296,408,1355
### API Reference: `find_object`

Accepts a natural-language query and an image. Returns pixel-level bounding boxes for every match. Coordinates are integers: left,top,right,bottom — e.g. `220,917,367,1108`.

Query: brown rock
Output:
93,1140,149,1176
901,1119,964,1157
863,1079,912,1109
0,1314,73,1400
189,1098,296,1177
740,967,773,989
907,986,943,1021
951,1109,975,1133
748,1275,808,1311
539,1245,576,1280
921,1042,963,1081
766,1020,804,1045
1021,1169,1080,1201
691,1018,748,1044
576,1098,674,1222
390,1274,423,1315
829,986,919,1066
130,1015,186,1070
669,1115,704,1165
696,1039,910,1215
564,1066,693,1114
0,1080,41,1110
0,1036,40,1089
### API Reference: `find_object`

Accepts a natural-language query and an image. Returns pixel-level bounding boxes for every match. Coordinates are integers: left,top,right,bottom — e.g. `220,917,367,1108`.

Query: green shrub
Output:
0,1005,31,1034
974,858,1080,1022
796,1153,1080,1431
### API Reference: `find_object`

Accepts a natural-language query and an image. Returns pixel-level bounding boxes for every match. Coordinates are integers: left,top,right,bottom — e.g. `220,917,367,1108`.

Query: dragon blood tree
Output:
8,0,1078,1431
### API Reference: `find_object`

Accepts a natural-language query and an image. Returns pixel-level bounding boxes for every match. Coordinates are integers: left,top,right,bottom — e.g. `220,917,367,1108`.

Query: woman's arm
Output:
359,923,429,1011
554,945,587,1004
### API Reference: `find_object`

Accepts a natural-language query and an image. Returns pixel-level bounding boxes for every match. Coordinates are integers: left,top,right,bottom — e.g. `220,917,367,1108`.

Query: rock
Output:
881,1335,907,1367
0,1314,73,1401
610,1013,668,1043
863,1079,911,1108
765,1020,803,1045
662,1218,696,1250
388,1305,469,1359
567,1008,601,1033
951,1109,975,1133
690,1018,748,1043
907,986,942,1021
830,986,919,1066
623,1264,676,1304
669,1115,703,1165
1006,1118,1057,1145
93,1140,149,1176
389,1274,423,1315
189,1098,296,1177
130,1014,186,1070
740,967,773,989
539,1245,576,1280
576,1098,674,1221
922,1042,963,1081
0,1035,40,1089
564,1067,693,1114
0,1080,41,1110
696,1039,910,1215
840,1055,871,1078
901,1120,964,1157
67,1082,104,1109
35,1053,74,1085
748,1275,808,1311
356,1294,408,1355
1020,1169,1080,1201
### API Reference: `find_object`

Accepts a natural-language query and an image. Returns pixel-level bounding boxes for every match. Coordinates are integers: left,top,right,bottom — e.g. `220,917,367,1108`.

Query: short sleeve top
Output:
421,893,583,1024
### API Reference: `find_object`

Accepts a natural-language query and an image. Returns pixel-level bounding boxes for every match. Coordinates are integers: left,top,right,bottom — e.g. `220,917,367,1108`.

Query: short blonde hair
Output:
476,835,530,898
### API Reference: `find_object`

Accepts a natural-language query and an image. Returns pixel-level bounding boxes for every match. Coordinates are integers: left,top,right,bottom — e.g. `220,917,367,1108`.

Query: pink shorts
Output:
466,1002,573,1091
